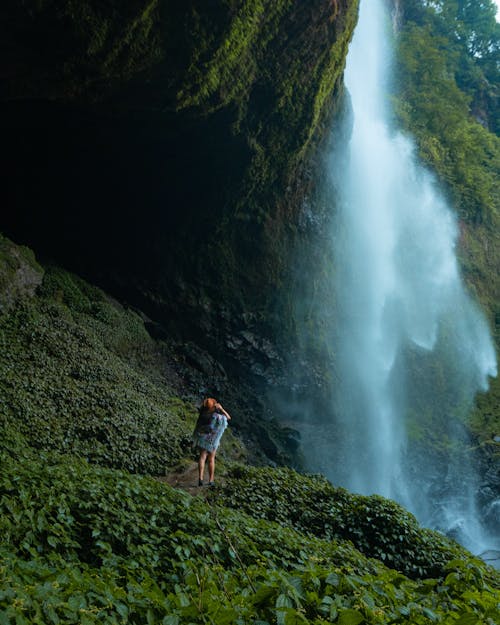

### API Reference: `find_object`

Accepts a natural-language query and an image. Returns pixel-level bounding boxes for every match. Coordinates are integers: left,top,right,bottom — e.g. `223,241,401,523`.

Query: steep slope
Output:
1,234,499,622
0,234,296,467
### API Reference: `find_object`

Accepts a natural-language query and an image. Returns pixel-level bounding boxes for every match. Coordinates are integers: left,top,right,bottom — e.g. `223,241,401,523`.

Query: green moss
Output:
7,238,41,274
177,0,359,225
1,1,361,359
0,234,44,312
0,233,41,277
177,0,284,111
0,237,22,294
16,0,165,98
471,375,500,459
100,0,161,72
306,6,358,153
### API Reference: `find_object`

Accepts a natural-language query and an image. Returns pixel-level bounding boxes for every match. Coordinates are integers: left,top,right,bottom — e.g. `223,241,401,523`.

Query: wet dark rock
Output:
180,342,227,380
0,2,358,406
475,442,500,505
483,464,500,489
143,320,171,341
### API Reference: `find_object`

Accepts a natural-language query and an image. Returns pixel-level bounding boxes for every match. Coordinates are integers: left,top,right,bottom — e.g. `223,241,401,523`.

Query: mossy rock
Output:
0,233,43,313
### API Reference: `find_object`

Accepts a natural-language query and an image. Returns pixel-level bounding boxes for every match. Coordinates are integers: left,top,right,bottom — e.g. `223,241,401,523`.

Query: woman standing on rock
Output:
193,397,231,486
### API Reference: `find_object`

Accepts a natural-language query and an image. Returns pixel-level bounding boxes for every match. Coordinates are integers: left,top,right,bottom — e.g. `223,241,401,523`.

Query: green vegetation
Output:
0,0,361,357
2,2,500,620
0,234,43,312
392,0,499,301
58,0,163,91
209,465,464,579
2,436,499,625
0,260,197,474
1,237,499,623
392,0,500,446
393,18,499,226
176,0,290,111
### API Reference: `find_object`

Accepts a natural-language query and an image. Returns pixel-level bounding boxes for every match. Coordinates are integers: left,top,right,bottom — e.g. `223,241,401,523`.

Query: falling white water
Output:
304,0,498,557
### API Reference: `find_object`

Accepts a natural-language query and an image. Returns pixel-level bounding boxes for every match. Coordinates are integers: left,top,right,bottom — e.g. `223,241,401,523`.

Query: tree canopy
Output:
394,0,500,224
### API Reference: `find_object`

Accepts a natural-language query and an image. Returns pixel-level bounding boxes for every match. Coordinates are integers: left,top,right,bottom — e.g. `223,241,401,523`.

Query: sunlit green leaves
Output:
392,0,500,374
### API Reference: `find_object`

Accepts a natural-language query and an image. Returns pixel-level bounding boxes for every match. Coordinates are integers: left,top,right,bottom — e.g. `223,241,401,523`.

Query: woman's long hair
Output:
200,398,217,413
197,397,217,427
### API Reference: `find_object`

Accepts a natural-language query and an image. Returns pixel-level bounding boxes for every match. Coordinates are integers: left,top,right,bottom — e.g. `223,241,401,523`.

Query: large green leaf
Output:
338,608,364,625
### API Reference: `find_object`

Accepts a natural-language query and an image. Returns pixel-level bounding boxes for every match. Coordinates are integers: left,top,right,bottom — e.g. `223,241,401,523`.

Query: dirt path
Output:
158,462,225,497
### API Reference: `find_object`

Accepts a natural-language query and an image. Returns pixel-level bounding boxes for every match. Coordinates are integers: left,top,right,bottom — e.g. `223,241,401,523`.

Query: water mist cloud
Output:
300,0,498,557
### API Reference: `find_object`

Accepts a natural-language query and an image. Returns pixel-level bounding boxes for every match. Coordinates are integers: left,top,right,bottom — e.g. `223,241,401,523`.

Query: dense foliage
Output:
1,235,499,623
0,256,198,474
1,4,500,619
1,435,499,625
393,0,499,225
209,465,464,580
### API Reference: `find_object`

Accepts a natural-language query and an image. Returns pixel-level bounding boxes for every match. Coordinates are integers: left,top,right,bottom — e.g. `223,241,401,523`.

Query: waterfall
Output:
302,0,498,558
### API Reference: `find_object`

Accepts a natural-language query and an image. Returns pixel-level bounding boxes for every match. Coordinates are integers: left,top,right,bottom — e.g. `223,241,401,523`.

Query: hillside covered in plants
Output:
1,239,499,623
1,0,500,622
2,440,499,624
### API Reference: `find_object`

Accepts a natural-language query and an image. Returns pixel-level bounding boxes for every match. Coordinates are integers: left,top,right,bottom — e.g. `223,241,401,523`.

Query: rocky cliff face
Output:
0,1,358,413
0,0,361,464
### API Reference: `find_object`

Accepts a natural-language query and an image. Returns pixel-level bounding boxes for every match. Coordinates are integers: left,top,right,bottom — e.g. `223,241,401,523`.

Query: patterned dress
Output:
192,411,228,452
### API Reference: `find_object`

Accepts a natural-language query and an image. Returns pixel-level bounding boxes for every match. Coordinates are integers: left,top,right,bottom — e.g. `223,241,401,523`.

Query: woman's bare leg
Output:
208,451,216,482
198,449,208,482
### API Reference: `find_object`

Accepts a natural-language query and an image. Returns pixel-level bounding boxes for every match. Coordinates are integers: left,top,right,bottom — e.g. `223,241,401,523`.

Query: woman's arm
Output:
215,403,231,420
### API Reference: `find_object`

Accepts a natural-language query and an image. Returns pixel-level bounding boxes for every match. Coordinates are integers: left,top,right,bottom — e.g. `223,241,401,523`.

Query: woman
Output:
192,397,231,486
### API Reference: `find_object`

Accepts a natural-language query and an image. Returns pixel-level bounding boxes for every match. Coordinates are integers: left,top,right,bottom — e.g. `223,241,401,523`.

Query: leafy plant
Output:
210,464,468,579
0,265,197,474
0,441,498,624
